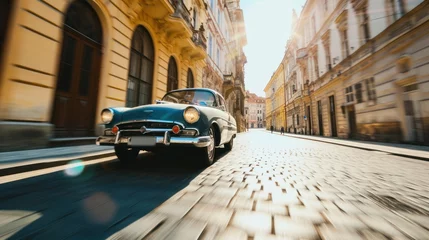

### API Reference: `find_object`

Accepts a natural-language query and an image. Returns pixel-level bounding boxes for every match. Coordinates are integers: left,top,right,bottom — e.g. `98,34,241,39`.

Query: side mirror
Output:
155,99,162,104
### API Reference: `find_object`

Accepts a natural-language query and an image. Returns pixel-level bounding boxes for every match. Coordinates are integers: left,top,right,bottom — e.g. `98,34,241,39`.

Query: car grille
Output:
118,122,176,130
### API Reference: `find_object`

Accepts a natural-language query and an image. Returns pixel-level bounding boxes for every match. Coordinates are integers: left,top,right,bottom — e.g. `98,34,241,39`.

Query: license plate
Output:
128,136,156,146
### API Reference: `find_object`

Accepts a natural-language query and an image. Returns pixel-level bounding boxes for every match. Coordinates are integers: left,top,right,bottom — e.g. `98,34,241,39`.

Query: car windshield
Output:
162,90,216,107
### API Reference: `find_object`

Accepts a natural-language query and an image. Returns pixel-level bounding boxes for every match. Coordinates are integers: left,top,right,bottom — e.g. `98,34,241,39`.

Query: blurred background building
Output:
265,0,429,145
0,0,247,151
202,0,247,133
264,63,285,132
245,91,265,129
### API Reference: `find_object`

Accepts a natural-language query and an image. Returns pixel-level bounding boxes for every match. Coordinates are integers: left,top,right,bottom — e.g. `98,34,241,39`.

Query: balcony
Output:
296,48,308,59
192,28,207,50
170,0,193,31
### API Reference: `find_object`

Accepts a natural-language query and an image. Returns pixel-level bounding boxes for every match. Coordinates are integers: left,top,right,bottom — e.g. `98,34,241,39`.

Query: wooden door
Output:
51,0,103,138
0,0,12,68
52,29,101,137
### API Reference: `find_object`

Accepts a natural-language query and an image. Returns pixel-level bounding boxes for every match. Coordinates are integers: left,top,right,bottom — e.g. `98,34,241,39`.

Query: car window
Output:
217,95,227,111
162,90,216,107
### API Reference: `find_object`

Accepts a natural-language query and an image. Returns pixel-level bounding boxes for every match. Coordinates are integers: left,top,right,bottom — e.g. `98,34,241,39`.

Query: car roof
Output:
168,88,223,98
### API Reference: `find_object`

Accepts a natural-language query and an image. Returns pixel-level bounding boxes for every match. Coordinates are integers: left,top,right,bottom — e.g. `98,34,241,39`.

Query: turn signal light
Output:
112,126,119,135
172,125,181,134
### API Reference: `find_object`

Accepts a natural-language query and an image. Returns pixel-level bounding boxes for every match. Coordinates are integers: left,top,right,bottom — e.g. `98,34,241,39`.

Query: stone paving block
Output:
247,183,262,191
255,200,288,215
197,186,216,194
272,193,301,205
254,191,270,201
254,233,294,240
213,180,233,188
334,201,363,214
321,201,342,213
201,178,218,186
316,192,339,201
358,215,405,238
360,229,389,240
398,212,429,229
317,224,363,240
289,206,325,224
215,227,248,240
199,193,233,208
231,182,247,188
236,189,253,198
164,218,207,240
187,203,234,230
384,214,429,239
231,210,272,236
198,225,219,240
107,213,168,240
228,196,254,211
273,215,319,239
300,199,326,210
179,192,205,202
322,212,366,229
154,199,199,219
212,187,239,198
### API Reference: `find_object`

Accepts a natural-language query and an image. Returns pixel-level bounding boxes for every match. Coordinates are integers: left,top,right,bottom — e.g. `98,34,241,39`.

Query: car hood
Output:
119,103,191,123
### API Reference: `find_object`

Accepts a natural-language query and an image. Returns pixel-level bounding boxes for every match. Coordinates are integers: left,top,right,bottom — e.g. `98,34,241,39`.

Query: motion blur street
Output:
1,130,429,239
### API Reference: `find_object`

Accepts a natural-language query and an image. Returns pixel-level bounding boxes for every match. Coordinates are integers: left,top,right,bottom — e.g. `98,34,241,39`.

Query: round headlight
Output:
101,109,114,124
183,107,200,124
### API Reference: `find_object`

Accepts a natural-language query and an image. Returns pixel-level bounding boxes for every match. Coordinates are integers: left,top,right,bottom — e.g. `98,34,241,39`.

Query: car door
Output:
216,94,230,144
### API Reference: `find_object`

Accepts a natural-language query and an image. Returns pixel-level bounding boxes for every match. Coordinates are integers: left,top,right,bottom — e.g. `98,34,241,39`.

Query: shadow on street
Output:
0,148,229,240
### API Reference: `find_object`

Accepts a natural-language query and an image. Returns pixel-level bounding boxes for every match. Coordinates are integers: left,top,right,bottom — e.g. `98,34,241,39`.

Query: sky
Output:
241,0,307,97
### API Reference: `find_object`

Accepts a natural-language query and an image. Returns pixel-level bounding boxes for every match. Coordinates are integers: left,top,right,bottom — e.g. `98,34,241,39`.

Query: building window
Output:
193,8,198,29
297,114,300,125
208,34,213,56
365,78,376,101
216,49,220,65
362,9,370,43
313,53,319,79
126,26,154,107
386,0,406,25
324,44,331,70
355,83,363,103
210,0,214,9
325,0,329,11
187,68,194,88
311,15,316,37
167,57,178,92
345,86,354,103
341,29,349,58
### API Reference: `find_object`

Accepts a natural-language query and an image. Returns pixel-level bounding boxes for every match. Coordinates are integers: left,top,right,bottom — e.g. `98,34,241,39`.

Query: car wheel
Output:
114,146,140,164
199,126,216,167
224,136,233,151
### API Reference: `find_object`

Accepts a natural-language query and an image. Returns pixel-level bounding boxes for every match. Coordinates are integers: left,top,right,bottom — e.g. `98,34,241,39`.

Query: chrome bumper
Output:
96,131,211,148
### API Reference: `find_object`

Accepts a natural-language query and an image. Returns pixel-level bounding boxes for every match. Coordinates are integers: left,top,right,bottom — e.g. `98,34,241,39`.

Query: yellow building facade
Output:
0,0,208,151
264,63,285,131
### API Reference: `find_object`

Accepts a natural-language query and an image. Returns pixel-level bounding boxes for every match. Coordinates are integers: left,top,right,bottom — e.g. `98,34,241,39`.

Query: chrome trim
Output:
101,108,114,124
183,106,200,124
96,132,211,148
116,119,185,128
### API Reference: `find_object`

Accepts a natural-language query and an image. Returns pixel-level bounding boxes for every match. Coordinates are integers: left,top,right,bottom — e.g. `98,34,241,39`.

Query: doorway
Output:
329,95,337,137
51,0,103,138
307,105,312,135
317,100,324,136
347,106,357,139
0,0,13,68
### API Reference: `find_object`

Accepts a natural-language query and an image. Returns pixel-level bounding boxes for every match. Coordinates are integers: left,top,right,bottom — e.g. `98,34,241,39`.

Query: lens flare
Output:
64,160,85,177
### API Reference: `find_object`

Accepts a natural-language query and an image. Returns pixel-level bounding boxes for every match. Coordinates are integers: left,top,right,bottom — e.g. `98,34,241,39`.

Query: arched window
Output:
167,57,178,91
126,26,155,107
187,68,194,88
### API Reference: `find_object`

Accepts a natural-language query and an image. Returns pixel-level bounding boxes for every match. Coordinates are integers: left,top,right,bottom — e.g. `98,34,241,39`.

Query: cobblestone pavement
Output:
110,130,429,240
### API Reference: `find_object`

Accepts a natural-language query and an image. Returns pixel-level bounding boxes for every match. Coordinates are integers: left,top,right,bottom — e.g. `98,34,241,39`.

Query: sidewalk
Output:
0,145,114,171
270,131,429,161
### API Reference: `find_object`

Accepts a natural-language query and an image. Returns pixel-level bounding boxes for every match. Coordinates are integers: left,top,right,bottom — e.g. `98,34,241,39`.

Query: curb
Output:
267,131,429,162
0,150,116,177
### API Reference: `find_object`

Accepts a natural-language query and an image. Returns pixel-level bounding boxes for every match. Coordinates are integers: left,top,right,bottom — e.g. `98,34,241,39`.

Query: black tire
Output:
224,136,234,151
114,146,140,164
199,126,216,167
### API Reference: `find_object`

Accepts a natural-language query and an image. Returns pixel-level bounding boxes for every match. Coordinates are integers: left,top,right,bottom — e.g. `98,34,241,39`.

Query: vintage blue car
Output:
96,88,237,166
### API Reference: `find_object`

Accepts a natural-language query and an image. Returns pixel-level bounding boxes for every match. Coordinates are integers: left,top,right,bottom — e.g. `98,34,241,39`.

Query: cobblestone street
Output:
111,130,429,240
